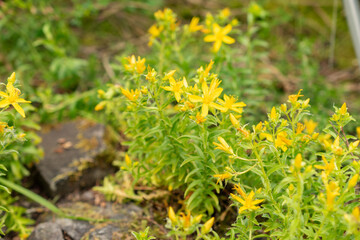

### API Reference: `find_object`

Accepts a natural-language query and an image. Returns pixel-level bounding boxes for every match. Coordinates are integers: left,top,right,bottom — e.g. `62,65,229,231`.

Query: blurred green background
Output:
1,0,359,123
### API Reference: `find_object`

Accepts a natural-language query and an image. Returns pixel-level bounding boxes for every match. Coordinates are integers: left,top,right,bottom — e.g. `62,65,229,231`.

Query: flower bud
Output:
8,72,16,84
201,217,214,234
302,98,310,108
294,154,302,169
95,101,106,111
193,214,202,224
168,207,177,225
230,113,239,128
348,174,359,190
339,103,347,115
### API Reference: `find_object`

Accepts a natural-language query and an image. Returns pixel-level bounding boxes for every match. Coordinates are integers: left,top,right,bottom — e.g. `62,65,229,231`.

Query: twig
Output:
329,0,338,68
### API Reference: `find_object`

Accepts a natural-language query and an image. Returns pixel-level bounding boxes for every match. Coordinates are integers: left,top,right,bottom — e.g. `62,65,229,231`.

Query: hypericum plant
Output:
97,58,244,215
148,6,273,110
97,55,360,238
209,94,360,239
0,72,33,238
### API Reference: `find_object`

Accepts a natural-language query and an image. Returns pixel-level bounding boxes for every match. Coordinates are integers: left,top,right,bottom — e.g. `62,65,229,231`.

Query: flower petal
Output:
201,104,209,117
0,91,8,98
204,35,216,42
210,102,227,112
188,95,203,103
213,40,222,52
0,99,10,108
222,24,232,35
12,103,25,118
223,36,235,44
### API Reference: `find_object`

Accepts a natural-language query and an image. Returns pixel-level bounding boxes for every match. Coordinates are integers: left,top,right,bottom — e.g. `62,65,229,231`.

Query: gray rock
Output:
89,224,121,240
55,218,93,240
36,120,114,197
28,202,142,240
28,222,63,240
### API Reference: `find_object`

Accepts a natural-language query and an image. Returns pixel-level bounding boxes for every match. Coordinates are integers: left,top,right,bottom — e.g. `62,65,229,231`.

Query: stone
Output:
88,224,121,240
28,202,143,240
36,119,114,197
55,218,92,240
28,222,63,240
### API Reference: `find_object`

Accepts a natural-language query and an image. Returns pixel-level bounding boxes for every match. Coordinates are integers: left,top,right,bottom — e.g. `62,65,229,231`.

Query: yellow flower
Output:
188,79,223,117
239,127,250,138
331,136,343,156
204,23,235,52
314,156,335,176
198,60,215,83
288,89,303,104
274,131,292,151
231,188,264,214
213,136,234,155
0,122,7,134
148,24,164,46
190,112,206,124
0,79,31,118
120,87,140,101
124,55,146,74
201,217,215,234
213,172,232,184
179,211,191,229
304,119,318,135
326,181,340,211
189,17,203,32
296,123,305,135
217,94,246,114
219,8,231,18
148,24,163,38
168,207,177,225
146,66,157,82
162,78,184,102
233,184,246,198
163,70,176,81
154,8,176,23
339,102,347,115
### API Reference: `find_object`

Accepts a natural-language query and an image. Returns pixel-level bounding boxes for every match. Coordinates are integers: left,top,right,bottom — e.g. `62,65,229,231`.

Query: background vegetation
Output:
1,0,360,238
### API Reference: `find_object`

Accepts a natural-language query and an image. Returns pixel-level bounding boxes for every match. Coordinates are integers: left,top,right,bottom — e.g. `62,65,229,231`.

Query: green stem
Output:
314,213,327,240
159,42,165,75
253,147,283,217
248,213,253,240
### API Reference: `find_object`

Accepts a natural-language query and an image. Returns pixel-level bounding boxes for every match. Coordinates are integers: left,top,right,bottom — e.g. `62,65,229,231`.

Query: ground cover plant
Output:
95,7,360,239
0,73,34,238
97,57,360,239
0,1,360,239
